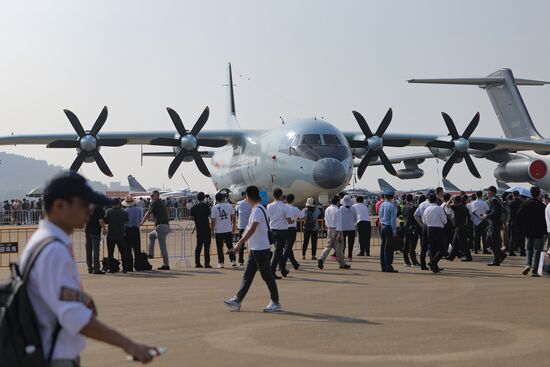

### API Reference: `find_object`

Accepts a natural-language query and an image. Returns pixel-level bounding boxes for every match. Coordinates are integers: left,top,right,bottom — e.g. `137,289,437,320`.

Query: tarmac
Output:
2,248,549,366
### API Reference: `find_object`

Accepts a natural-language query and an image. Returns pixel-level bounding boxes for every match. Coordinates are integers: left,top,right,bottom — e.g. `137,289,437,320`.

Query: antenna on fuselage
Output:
279,116,285,125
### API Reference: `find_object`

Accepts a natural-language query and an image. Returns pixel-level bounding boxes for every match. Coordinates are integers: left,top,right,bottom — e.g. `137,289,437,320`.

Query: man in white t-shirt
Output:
224,186,281,313
282,193,305,271
267,188,293,278
210,193,236,268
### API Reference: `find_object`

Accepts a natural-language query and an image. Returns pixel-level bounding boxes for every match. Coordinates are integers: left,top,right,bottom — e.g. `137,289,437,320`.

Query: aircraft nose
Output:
313,158,347,189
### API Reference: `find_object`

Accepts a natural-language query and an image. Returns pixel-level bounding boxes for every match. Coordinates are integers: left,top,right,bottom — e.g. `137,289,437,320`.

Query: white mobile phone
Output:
126,347,167,362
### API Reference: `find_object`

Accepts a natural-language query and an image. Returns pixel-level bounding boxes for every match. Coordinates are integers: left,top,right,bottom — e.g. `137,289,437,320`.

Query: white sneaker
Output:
231,261,237,267
263,301,282,313
224,297,241,311
217,263,224,269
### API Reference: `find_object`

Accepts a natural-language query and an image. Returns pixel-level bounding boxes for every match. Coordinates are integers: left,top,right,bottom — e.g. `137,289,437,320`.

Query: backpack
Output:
102,257,120,273
0,237,61,367
134,252,153,271
304,208,317,231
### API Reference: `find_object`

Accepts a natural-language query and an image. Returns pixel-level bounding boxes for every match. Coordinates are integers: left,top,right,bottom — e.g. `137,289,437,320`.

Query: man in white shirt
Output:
353,195,371,256
266,188,293,278
235,192,252,265
282,193,304,271
318,196,349,269
470,191,490,254
422,193,448,273
210,192,237,268
19,172,157,365
224,186,281,312
414,192,432,270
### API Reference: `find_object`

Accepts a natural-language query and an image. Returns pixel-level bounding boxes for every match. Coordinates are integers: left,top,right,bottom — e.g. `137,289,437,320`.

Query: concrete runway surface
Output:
2,249,549,366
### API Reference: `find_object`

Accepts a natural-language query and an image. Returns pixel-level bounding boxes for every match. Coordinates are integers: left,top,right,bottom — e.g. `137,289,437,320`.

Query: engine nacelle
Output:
396,168,424,180
494,159,547,182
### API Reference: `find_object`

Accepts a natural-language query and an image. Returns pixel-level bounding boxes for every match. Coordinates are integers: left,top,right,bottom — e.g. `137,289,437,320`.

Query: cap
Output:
383,189,395,197
342,195,353,206
44,171,113,207
305,197,315,207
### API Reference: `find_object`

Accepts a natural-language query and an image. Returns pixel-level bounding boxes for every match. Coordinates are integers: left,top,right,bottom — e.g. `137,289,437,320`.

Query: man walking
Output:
446,195,472,262
282,193,304,271
484,186,507,266
422,193,448,273
104,198,130,273
224,186,281,312
140,190,171,270
235,191,252,265
517,186,547,276
190,192,212,268
302,198,321,260
338,195,357,261
353,195,372,257
379,190,398,273
85,205,106,274
211,192,237,268
267,188,292,278
318,196,350,269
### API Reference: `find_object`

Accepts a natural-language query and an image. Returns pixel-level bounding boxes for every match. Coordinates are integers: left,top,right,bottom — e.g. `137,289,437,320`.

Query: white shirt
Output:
352,203,370,223
337,205,357,231
286,204,304,228
210,203,235,234
236,199,252,230
266,200,291,230
247,204,271,251
441,202,454,219
19,220,93,360
422,204,448,228
470,198,489,226
324,204,340,228
414,200,431,224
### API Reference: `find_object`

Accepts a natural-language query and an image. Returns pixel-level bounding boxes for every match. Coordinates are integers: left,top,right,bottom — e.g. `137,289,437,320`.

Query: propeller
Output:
426,112,493,179
150,106,225,178
349,108,409,179
47,106,126,177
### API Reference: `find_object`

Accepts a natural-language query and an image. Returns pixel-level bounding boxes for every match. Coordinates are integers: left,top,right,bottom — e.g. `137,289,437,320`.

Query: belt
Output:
50,357,80,367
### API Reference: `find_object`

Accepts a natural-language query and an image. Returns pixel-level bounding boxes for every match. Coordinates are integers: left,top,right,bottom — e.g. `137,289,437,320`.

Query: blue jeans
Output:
525,237,544,270
148,224,171,266
380,225,395,272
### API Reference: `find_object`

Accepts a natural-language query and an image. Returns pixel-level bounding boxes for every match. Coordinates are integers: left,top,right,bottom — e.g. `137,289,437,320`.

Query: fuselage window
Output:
323,134,342,145
301,134,322,146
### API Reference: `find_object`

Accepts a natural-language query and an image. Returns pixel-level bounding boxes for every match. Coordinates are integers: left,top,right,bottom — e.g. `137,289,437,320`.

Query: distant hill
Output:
0,152,109,200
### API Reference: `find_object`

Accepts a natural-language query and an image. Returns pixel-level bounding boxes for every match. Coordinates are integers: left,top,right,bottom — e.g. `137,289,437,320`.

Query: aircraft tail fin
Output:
128,175,147,192
225,62,241,129
496,179,511,192
442,178,461,192
377,178,397,193
409,68,549,140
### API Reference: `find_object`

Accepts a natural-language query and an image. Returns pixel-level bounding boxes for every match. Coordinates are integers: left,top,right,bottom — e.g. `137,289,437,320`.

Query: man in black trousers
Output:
190,192,212,268
484,186,507,266
422,194,448,273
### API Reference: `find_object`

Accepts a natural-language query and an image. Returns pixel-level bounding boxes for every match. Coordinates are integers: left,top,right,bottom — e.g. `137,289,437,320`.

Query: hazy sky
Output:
1,0,550,192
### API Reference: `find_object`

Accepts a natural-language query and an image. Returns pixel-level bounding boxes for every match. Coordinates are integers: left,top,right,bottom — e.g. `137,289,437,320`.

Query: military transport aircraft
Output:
1,65,550,204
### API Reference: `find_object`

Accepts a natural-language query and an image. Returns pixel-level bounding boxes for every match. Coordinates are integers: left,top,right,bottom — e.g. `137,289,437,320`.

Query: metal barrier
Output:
0,210,43,225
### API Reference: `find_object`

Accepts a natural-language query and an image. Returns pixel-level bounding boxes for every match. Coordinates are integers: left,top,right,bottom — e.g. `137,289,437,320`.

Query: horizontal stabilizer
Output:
408,78,550,86
142,151,213,158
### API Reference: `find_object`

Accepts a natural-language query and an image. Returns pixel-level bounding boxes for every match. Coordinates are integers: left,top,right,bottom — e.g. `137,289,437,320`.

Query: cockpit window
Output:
301,134,322,146
279,134,300,150
323,134,342,145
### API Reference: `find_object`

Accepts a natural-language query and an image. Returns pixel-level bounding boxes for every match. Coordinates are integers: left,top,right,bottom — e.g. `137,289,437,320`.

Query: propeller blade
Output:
463,153,481,178
90,106,108,136
357,150,376,179
63,109,86,138
349,140,368,149
375,108,393,137
378,150,397,176
197,138,226,148
98,138,127,147
462,112,480,139
150,138,180,147
47,140,79,148
468,142,496,151
92,151,113,177
166,107,187,137
191,150,211,177
426,140,454,149
441,112,460,140
69,152,87,172
441,150,460,178
383,138,409,147
168,150,187,178
190,106,210,136
352,111,373,138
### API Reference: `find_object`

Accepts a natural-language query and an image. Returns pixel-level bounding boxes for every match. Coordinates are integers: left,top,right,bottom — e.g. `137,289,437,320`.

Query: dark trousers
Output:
85,233,101,272
474,221,489,252
238,229,246,263
427,227,444,268
125,227,141,269
380,225,395,272
270,229,288,275
282,227,299,269
449,225,471,260
357,221,371,255
403,229,419,265
195,231,211,266
488,220,503,262
443,224,453,256
420,226,429,268
508,226,525,255
343,230,356,258
215,232,235,264
302,230,318,257
107,235,130,272
236,249,279,303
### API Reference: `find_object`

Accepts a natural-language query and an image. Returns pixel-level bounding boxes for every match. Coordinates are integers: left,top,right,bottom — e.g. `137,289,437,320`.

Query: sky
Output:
1,0,550,192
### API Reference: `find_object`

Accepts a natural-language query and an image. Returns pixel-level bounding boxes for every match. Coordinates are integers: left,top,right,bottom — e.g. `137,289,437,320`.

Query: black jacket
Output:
516,198,547,238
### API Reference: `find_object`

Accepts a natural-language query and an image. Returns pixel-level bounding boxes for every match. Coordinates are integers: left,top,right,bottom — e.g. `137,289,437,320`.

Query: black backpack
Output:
0,237,61,367
134,252,152,271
